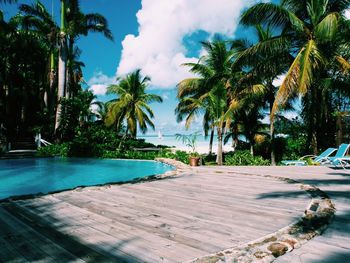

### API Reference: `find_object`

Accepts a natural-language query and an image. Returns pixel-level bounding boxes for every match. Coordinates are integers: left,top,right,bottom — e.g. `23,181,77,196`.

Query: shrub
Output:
224,150,270,166
283,136,308,160
101,149,190,164
37,143,69,157
160,150,190,164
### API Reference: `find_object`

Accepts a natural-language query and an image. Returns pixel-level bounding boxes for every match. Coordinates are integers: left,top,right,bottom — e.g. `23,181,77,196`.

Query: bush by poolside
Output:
224,150,270,166
37,143,191,164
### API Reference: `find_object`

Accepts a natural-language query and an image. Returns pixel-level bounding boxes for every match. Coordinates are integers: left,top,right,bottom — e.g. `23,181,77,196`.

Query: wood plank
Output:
14,197,208,262
2,203,133,263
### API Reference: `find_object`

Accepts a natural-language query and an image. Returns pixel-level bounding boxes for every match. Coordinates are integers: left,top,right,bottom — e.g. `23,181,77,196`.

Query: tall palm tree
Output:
177,85,229,165
55,0,113,133
232,24,291,164
177,40,264,164
105,69,163,138
18,1,59,110
240,0,350,152
55,0,67,132
64,0,113,98
176,40,234,163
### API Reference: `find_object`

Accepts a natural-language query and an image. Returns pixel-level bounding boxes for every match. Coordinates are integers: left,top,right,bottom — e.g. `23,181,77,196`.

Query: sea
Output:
139,134,234,154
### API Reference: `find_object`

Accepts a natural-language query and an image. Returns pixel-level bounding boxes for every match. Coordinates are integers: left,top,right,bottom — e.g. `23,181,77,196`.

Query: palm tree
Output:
105,69,163,138
232,24,291,164
240,0,350,152
176,40,234,163
18,1,59,110
55,0,67,132
64,0,113,98
55,0,113,133
177,40,264,164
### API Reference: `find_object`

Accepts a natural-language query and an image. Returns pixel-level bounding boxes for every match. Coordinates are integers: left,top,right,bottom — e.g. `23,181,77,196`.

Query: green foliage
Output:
162,150,190,164
58,90,97,141
283,136,308,160
102,149,190,164
224,150,270,166
37,143,69,157
275,117,309,159
105,69,163,137
175,132,200,156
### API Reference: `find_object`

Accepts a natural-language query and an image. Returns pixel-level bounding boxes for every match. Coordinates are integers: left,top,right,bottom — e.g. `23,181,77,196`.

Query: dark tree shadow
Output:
0,201,142,263
307,251,350,263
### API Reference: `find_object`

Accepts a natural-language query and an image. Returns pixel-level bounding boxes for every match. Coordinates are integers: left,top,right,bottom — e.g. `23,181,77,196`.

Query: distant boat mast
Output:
158,130,163,140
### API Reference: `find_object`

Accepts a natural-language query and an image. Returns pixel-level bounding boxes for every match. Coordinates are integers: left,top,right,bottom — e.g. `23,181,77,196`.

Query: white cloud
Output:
272,74,286,87
87,71,116,95
89,84,108,95
117,0,255,88
345,9,350,19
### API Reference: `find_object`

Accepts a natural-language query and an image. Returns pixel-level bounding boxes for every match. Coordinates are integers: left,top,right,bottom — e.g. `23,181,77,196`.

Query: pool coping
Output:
0,158,183,203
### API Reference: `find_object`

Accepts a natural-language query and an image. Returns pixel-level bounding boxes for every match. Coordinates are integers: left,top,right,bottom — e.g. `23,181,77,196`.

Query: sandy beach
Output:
139,135,234,154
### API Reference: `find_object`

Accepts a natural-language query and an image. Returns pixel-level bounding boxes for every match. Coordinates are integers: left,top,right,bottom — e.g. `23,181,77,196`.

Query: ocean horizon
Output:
139,134,234,154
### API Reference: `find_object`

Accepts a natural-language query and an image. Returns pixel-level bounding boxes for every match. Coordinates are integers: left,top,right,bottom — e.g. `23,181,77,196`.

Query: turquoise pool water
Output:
0,158,174,200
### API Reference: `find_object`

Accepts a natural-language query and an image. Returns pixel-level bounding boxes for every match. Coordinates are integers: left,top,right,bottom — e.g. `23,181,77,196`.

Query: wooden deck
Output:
0,166,311,262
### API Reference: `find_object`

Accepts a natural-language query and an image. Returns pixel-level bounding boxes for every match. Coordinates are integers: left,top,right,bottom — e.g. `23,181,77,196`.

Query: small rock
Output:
267,242,288,257
254,250,269,259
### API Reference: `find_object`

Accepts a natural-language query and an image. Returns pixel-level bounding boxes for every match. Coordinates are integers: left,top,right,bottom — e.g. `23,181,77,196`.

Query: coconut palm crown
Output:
105,69,163,138
240,0,350,118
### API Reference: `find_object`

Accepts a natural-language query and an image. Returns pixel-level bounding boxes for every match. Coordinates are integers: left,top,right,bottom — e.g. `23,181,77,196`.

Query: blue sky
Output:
2,0,286,135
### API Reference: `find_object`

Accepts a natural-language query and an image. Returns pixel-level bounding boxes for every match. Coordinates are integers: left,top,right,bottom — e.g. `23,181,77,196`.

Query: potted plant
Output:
175,132,201,166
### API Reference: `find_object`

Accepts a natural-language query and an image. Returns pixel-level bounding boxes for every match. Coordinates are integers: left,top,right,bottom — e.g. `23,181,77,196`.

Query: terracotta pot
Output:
189,156,200,166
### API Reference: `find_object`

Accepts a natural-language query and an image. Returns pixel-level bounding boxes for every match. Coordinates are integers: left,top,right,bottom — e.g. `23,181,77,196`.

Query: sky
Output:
2,0,285,135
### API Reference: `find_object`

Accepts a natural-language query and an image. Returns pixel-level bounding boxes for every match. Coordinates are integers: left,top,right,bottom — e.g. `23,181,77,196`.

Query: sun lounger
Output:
319,144,350,168
281,148,337,166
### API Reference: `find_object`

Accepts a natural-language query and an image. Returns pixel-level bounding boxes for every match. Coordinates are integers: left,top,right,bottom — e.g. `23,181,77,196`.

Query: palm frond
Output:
240,3,305,33
315,12,339,41
336,55,350,72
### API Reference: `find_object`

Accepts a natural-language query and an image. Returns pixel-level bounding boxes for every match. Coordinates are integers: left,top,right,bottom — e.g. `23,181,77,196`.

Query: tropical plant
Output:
240,0,350,153
55,0,67,132
58,89,98,140
176,40,264,164
175,132,201,156
64,0,113,98
18,1,59,114
176,40,234,164
225,150,270,166
105,69,163,138
232,24,292,164
55,0,113,134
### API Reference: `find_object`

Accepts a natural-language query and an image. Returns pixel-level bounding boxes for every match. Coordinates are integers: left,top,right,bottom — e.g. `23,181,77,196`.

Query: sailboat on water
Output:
158,130,163,140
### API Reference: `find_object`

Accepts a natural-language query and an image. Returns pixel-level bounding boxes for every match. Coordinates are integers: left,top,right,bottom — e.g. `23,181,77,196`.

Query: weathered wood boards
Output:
0,166,311,262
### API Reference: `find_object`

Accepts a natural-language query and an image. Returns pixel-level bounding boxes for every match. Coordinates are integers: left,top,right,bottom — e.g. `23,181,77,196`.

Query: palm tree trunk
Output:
55,0,67,133
270,120,276,165
268,84,276,165
216,126,223,165
47,52,55,109
65,37,74,99
269,102,276,165
55,36,67,132
336,113,343,147
231,123,238,151
65,65,69,98
311,87,318,154
250,143,254,156
208,128,214,155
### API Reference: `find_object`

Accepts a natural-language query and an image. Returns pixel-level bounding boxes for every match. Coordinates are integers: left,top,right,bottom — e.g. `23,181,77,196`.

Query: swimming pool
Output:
0,158,174,200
